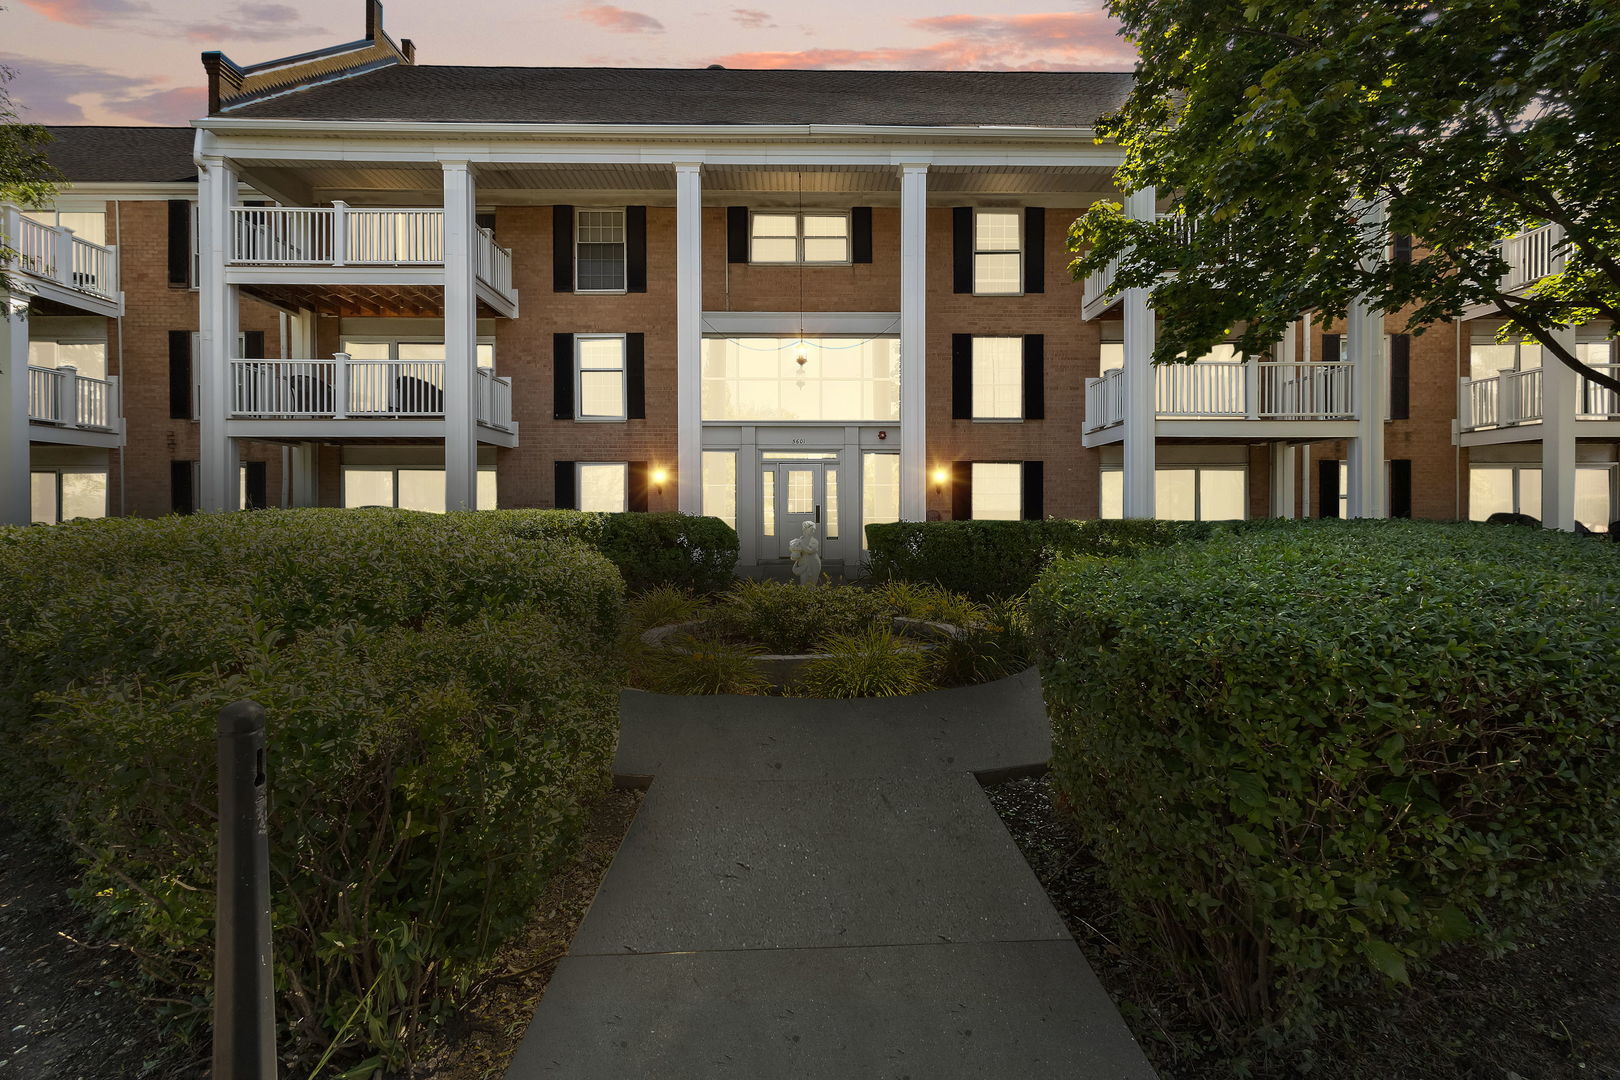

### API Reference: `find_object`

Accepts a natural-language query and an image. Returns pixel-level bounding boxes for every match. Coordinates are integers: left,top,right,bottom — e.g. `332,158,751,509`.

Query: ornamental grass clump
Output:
1029,518,1620,1045
791,626,933,698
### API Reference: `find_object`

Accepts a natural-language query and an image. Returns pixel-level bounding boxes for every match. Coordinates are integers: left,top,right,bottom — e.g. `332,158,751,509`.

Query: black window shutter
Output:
727,206,749,263
553,333,575,419
244,461,268,510
170,460,196,515
628,461,650,513
1021,461,1045,520
1390,459,1413,519
625,206,647,292
952,207,973,293
168,330,193,419
167,200,191,287
951,334,973,419
1022,334,1045,419
951,461,972,520
552,205,574,292
1318,459,1340,518
1023,207,1045,293
851,207,873,264
1390,334,1411,420
1322,333,1342,364
626,333,646,419
475,211,497,231
243,329,264,358
554,461,577,509
1393,233,1413,264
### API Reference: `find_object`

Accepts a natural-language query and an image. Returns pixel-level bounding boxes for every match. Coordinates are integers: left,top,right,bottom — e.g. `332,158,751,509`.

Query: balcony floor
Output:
239,281,513,319
1083,418,1360,446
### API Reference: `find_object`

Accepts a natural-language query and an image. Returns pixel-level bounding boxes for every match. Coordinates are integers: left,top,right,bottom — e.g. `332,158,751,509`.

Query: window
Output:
342,466,496,512
575,208,627,292
970,462,1022,520
702,451,737,531
701,336,900,422
749,212,850,264
973,210,1022,294
576,335,628,421
1099,341,1124,373
28,339,108,380
30,468,108,524
971,337,1023,420
1100,466,1247,521
578,463,628,512
861,453,900,549
1470,464,1612,530
21,210,106,246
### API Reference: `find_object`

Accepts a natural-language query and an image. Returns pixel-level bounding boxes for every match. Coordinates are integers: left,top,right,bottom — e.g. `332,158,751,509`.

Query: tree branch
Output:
1490,293,1620,394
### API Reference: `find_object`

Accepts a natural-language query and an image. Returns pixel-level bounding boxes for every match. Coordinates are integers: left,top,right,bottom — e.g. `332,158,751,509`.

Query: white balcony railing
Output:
228,204,514,295
27,365,121,432
229,356,514,431
1461,362,1620,431
3,204,120,301
1081,211,1196,315
1498,223,1565,293
1084,361,1357,432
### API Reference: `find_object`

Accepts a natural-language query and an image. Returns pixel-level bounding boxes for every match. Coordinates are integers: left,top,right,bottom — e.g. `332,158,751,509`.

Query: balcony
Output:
28,365,124,447
2,205,122,317
1080,211,1193,321
225,205,517,317
225,355,516,445
1460,223,1566,320
1458,363,1620,441
1083,361,1359,444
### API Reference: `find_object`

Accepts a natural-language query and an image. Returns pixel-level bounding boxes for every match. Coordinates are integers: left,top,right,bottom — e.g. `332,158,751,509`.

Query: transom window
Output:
578,462,628,512
576,208,627,292
576,335,628,421
750,212,851,264
701,336,899,422
973,210,1022,294
971,337,1023,421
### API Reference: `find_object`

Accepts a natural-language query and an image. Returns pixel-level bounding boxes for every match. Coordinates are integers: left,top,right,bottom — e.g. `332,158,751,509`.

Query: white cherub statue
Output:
788,520,822,588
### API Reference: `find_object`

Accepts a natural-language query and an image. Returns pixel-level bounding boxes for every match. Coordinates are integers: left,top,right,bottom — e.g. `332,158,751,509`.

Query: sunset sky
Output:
1,0,1136,125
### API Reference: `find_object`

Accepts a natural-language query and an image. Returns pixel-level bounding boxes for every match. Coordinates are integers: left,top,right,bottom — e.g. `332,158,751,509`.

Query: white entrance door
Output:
774,462,824,558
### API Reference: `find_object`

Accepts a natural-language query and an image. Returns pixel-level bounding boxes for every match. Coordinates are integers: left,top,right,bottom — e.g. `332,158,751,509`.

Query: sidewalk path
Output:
504,669,1159,1079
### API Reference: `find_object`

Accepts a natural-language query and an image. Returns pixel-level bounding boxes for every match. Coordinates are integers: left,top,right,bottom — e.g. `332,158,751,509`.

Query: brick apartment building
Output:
5,0,1615,565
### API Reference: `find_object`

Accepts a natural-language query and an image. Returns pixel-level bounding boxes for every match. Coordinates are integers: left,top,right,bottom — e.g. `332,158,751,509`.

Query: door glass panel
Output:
861,453,899,548
397,469,447,513
1576,467,1612,531
1198,468,1246,520
60,471,107,520
343,467,394,508
1155,468,1197,521
785,467,815,514
825,470,839,540
30,472,55,524
1517,468,1541,516
761,469,775,537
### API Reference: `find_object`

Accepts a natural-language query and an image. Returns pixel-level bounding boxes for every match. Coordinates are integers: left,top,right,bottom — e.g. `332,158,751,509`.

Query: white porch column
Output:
899,162,929,521
675,161,703,514
1121,187,1157,518
1,294,30,526
1540,326,1579,531
442,160,478,511
1345,203,1387,518
197,157,241,512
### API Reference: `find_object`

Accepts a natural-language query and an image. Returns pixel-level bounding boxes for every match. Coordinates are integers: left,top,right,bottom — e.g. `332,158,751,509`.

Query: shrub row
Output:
865,518,1213,597
0,509,625,1072
482,509,738,592
1029,518,1620,1039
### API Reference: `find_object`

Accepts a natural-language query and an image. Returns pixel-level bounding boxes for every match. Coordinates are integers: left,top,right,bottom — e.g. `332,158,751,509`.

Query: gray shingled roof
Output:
220,66,1134,127
41,126,196,183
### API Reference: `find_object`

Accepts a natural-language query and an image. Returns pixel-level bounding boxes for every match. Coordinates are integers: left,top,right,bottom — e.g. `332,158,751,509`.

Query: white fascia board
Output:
194,118,1107,141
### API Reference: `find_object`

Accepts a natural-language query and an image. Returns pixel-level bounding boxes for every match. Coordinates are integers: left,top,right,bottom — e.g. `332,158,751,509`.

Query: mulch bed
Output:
986,775,1620,1080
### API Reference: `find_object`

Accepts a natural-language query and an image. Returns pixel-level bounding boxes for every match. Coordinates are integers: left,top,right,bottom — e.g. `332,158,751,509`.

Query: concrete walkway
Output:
504,669,1159,1079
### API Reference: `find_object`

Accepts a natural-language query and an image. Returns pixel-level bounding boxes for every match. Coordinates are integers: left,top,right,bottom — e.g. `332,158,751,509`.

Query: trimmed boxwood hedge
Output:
865,518,1212,597
0,509,625,1072
1030,518,1620,1039
483,509,738,592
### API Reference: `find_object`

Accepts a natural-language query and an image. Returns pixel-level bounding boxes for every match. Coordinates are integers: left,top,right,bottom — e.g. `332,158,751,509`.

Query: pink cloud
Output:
184,3,326,42
731,8,775,29
711,10,1133,71
0,51,203,124
573,5,665,34
110,85,207,124
18,0,152,26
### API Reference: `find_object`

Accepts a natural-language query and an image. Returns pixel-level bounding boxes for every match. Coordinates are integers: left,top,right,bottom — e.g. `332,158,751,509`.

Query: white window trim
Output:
970,336,1024,422
972,208,1024,297
574,206,628,295
748,210,853,266
577,461,630,513
574,333,629,422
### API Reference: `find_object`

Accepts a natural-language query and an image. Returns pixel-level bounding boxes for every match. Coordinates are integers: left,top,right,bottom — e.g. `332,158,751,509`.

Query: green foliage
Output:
1070,0,1620,388
634,635,773,696
790,626,934,699
870,579,989,628
625,585,707,634
1030,518,1620,1042
865,518,1212,598
0,509,624,1072
930,597,1034,688
704,579,888,653
482,510,738,592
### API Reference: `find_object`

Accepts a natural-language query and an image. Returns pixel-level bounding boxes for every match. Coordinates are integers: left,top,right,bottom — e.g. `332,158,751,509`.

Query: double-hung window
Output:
576,208,627,292
971,337,1023,420
970,463,1023,520
750,212,850,264
578,462,629,512
973,210,1022,294
576,335,628,421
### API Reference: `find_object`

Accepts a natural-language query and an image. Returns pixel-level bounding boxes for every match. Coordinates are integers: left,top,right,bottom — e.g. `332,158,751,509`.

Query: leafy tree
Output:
1,12,63,296
1070,0,1620,394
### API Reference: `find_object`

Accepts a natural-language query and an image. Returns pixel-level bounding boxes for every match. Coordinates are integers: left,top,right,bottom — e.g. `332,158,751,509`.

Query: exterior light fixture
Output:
651,467,669,493
932,467,948,493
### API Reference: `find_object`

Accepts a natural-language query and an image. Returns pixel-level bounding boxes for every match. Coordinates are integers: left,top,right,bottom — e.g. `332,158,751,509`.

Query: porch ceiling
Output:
240,282,504,319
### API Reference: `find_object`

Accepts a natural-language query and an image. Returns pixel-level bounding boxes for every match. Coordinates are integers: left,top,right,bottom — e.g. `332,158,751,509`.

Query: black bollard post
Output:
215,699,277,1079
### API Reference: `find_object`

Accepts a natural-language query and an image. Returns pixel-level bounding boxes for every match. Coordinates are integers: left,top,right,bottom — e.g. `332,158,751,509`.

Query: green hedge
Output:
0,509,624,1072
483,509,738,592
1029,519,1620,1039
865,518,1212,597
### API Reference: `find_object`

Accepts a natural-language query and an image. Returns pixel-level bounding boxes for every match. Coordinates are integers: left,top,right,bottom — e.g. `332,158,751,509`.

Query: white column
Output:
1345,202,1387,518
899,163,929,521
442,160,478,511
1121,187,1157,518
1541,326,1579,531
1,294,30,526
675,161,704,514
197,157,241,512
